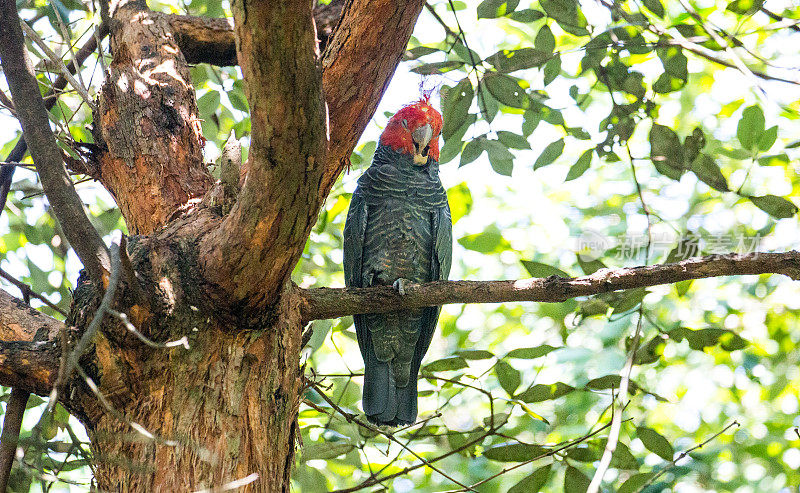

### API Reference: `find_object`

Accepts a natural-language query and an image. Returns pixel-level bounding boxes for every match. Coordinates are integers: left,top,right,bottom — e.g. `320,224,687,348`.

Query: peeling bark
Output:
95,2,212,235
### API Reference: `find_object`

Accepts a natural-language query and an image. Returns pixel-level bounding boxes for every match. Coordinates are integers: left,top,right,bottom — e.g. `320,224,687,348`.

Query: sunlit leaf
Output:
483,442,548,462
636,426,675,461
533,139,564,169
748,194,798,218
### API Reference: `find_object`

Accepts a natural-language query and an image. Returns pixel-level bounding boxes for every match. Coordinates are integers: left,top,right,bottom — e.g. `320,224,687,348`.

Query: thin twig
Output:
0,267,68,316
19,21,95,110
587,311,644,493
636,421,740,492
107,309,190,349
307,380,478,492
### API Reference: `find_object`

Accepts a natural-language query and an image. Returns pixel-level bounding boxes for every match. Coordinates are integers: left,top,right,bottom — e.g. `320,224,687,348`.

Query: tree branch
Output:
0,21,108,214
199,0,327,308
0,0,110,282
94,2,212,235
318,0,429,201
166,0,344,66
0,288,63,394
298,251,800,320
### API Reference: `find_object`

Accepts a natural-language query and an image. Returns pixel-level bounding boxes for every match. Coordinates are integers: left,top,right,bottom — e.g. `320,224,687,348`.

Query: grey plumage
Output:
343,145,452,426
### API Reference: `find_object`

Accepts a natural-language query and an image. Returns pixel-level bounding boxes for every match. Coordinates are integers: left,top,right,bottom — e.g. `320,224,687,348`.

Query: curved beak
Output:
411,124,433,165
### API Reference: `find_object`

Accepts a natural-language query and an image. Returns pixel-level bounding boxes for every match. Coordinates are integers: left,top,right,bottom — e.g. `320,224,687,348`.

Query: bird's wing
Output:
410,202,453,379
434,203,453,281
343,190,369,357
343,190,367,288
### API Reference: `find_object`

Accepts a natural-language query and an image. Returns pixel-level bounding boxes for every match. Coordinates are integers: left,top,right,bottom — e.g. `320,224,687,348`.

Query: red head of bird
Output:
379,98,443,165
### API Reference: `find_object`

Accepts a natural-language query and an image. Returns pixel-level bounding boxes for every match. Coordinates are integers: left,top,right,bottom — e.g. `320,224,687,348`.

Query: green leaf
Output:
690,154,729,192
483,442,548,462
521,260,569,278
509,465,551,493
484,139,515,176
453,40,480,64
541,0,589,36
607,287,646,314
458,225,511,253
668,327,749,351
302,441,355,460
535,25,555,53
439,138,464,164
758,153,789,166
737,105,765,150
483,73,529,108
507,345,560,359
447,182,473,223
495,360,522,395
542,55,561,86
402,46,440,60
609,440,640,470
441,78,475,140
658,46,688,81
726,0,764,15
533,139,565,169
411,60,464,75
748,194,798,218
456,349,495,360
424,356,469,372
497,130,530,149
758,125,778,151
516,382,575,402
683,127,706,163
564,465,591,493
643,0,665,17
508,9,545,22
566,149,593,181
196,91,221,117
486,48,552,73
478,83,500,122
634,336,666,365
460,138,485,167
477,0,520,18
649,123,685,180
636,426,675,461
577,255,606,275
228,80,248,111
619,473,657,493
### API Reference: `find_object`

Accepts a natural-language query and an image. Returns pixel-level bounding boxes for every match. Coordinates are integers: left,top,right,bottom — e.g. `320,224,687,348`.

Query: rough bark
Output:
319,0,428,201
95,1,212,235
0,289,62,394
199,0,327,310
162,0,428,206
167,0,344,66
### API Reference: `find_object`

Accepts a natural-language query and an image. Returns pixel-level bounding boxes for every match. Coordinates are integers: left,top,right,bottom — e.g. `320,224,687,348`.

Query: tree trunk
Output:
82,288,303,491
0,0,428,489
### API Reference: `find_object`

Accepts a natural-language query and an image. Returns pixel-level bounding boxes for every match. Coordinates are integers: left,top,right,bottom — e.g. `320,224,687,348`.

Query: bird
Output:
343,97,452,426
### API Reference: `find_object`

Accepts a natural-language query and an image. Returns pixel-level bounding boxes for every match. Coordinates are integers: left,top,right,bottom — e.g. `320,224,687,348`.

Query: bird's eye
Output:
422,144,429,157
401,119,408,129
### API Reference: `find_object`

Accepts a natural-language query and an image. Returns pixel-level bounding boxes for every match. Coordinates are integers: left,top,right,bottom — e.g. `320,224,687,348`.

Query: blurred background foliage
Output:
0,0,799,491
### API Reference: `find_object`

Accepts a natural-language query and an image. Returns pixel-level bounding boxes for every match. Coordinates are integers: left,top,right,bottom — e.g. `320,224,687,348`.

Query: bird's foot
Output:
393,278,411,296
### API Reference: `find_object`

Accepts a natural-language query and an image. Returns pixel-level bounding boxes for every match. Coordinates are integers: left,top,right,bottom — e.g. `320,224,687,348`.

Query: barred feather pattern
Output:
343,145,452,426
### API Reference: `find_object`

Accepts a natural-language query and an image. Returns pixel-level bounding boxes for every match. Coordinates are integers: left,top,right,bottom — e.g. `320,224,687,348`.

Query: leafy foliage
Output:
1,0,800,491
